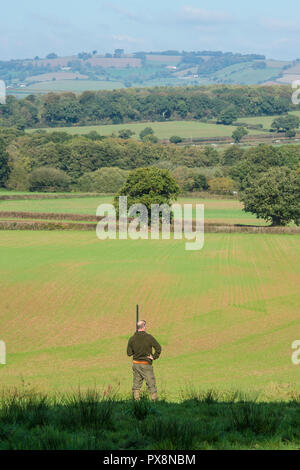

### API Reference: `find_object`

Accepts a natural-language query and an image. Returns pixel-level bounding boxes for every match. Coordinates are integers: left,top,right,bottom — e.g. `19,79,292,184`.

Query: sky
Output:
1,0,300,61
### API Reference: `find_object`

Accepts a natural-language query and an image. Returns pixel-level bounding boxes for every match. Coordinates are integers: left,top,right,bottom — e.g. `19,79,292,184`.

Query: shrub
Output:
169,136,182,144
142,134,159,144
29,167,70,192
172,166,209,192
139,127,154,141
208,176,235,194
6,161,30,191
271,115,300,133
77,167,128,193
286,129,296,138
118,129,135,139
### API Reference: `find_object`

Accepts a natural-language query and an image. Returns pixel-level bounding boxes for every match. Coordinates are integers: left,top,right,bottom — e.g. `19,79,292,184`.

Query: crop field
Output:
27,120,266,140
0,229,299,400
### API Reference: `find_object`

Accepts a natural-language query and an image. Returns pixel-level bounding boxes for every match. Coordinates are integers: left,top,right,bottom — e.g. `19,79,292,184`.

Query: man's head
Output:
137,320,146,331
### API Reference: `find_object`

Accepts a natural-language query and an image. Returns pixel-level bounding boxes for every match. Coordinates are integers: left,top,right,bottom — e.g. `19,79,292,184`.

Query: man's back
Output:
127,331,161,364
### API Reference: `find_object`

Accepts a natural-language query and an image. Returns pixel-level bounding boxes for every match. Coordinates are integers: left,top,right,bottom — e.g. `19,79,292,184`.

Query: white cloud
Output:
105,3,152,24
180,6,235,24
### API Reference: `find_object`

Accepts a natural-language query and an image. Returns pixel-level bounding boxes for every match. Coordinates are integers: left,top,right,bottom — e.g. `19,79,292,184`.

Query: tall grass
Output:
0,386,300,450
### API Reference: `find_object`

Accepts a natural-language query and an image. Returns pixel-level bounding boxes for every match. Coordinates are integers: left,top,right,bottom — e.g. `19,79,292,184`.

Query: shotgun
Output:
136,304,139,331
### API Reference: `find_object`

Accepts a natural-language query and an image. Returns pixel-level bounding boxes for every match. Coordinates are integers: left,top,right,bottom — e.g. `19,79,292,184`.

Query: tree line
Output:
1,126,300,205
0,128,219,191
0,85,296,129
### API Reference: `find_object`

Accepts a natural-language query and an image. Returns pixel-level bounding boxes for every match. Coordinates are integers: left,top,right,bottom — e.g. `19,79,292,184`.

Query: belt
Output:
133,360,150,365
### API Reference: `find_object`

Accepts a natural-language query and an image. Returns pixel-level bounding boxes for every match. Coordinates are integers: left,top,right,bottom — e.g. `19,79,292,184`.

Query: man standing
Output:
127,320,161,401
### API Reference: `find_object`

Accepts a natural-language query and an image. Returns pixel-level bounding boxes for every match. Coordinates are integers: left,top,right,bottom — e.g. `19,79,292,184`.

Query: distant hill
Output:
1,49,298,96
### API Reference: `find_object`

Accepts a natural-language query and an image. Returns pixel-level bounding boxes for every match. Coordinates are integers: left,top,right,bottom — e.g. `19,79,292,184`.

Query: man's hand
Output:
147,354,154,361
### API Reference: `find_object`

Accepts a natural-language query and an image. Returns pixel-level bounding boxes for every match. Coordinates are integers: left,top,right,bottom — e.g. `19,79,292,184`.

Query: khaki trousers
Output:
132,363,157,394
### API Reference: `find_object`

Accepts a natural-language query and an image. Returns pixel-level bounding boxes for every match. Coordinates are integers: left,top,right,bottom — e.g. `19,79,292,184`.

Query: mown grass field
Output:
0,196,267,225
0,230,299,399
27,120,266,140
236,111,300,130
24,80,125,93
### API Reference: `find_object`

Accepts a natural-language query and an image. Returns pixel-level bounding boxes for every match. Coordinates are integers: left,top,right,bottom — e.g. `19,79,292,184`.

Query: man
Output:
127,320,161,401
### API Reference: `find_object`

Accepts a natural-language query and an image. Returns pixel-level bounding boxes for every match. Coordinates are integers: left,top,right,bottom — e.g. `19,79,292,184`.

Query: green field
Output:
28,120,266,140
0,196,266,225
236,111,300,131
0,230,299,399
23,80,125,94
212,62,283,85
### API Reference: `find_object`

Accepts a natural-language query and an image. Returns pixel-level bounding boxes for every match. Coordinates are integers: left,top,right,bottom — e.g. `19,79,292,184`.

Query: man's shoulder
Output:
146,333,158,342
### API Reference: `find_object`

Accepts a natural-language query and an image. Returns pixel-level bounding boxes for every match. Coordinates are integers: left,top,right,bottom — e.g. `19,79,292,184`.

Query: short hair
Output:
137,320,146,330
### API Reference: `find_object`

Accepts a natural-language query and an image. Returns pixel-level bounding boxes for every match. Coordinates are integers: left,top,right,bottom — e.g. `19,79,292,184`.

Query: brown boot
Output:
133,390,140,401
151,392,158,401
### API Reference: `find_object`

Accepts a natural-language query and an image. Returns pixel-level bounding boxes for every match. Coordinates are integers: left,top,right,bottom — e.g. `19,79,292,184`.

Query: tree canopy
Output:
114,167,180,222
240,167,300,226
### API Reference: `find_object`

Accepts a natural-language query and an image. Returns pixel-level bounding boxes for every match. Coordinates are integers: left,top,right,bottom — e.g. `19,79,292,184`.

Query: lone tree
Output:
232,126,248,143
114,167,180,223
240,167,300,226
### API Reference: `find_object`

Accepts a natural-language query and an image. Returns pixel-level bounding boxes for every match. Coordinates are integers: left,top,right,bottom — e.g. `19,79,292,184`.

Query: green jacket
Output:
127,331,162,364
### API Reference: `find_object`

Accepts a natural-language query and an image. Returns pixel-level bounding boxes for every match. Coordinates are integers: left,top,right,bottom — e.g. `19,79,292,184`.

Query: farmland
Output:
25,111,300,144
0,229,299,399
236,111,300,130
0,167,299,451
4,52,292,94
211,61,284,85
0,195,266,225
27,120,266,141
24,80,125,93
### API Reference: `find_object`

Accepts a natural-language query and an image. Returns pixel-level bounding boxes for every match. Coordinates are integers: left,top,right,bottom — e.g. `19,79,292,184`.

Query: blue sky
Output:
1,0,300,60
